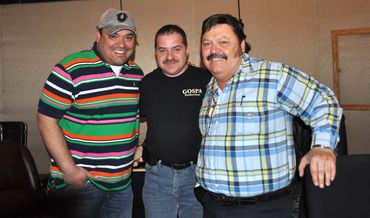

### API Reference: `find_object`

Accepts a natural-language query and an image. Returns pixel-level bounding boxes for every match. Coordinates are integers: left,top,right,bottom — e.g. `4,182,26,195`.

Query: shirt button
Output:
247,113,253,119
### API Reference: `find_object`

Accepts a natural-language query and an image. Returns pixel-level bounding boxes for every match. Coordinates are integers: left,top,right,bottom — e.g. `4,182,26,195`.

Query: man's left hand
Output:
298,147,336,188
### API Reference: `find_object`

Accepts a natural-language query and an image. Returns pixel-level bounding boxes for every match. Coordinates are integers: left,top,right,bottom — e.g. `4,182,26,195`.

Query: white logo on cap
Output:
117,13,128,22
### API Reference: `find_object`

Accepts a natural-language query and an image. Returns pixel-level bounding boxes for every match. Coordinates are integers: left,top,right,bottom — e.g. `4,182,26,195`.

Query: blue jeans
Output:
143,162,202,218
50,181,133,218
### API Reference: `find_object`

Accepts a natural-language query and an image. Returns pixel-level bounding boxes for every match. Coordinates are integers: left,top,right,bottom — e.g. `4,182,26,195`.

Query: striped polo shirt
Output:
38,43,144,191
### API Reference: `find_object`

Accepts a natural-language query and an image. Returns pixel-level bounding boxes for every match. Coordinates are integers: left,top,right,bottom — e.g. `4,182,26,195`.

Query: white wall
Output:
313,0,370,154
1,0,369,173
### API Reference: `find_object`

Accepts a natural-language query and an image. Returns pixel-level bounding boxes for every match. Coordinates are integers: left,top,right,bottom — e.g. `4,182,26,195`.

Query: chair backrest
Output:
304,154,370,218
292,114,348,218
0,140,41,212
0,121,28,147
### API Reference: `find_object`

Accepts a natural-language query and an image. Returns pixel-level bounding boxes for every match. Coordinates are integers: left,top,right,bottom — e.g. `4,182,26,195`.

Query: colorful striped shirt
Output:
196,53,342,197
38,43,144,191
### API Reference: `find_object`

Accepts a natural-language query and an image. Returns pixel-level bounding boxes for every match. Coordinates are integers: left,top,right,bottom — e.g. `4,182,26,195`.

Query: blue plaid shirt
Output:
195,53,342,197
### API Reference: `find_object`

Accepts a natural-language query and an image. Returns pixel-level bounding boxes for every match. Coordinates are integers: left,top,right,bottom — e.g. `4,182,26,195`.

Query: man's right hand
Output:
37,113,97,188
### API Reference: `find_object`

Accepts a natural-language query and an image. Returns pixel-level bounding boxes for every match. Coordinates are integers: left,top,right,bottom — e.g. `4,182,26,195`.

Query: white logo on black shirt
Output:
182,88,202,96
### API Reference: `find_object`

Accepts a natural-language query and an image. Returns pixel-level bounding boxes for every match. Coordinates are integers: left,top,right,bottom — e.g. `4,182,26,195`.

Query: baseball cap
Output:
98,8,137,36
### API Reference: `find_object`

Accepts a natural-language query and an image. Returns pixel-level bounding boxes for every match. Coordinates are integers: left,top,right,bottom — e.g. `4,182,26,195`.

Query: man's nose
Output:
166,50,174,59
209,43,220,53
116,37,128,47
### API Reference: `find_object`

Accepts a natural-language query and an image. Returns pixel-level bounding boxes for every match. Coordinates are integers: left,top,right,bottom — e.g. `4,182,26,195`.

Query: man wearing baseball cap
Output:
37,8,143,218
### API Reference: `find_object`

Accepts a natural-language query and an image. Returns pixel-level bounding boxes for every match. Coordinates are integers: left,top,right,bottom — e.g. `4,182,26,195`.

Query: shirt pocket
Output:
234,105,260,135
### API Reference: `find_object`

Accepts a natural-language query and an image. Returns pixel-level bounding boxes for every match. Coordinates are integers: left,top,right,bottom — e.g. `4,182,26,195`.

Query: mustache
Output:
206,53,228,61
163,59,179,64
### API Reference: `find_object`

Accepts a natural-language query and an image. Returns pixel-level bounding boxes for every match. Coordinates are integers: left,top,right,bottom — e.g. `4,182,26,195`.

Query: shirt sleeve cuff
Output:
311,132,338,150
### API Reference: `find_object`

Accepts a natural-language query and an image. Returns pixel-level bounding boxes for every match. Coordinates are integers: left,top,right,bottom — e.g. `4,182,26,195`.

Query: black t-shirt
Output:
140,65,211,164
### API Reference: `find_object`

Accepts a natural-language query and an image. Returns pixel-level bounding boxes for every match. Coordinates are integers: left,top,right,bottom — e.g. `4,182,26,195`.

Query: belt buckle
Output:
170,161,194,170
172,163,188,170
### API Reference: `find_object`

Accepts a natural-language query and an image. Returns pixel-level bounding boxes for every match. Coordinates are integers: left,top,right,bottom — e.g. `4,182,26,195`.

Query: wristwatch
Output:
311,144,334,151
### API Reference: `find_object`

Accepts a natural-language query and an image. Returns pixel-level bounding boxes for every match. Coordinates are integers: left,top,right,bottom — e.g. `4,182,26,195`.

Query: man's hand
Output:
63,166,94,188
298,147,336,188
134,145,143,161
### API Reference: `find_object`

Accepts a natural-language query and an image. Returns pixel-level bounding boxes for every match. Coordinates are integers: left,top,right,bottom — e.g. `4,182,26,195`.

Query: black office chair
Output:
0,140,53,217
0,121,28,147
292,114,348,218
304,154,370,218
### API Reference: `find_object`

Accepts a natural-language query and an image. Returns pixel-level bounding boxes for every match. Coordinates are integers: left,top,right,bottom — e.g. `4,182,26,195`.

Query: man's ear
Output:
95,28,102,42
240,39,246,53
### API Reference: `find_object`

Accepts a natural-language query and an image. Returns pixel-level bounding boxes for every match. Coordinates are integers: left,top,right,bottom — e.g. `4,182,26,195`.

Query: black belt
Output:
196,184,292,206
143,147,195,170
158,161,194,170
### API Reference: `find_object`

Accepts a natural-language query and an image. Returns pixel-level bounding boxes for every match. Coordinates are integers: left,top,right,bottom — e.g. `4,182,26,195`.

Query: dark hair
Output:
98,27,103,35
155,24,188,49
201,14,251,53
